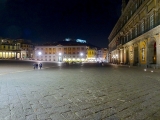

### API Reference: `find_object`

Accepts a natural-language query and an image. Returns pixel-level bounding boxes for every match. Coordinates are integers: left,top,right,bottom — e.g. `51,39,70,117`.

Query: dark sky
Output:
0,0,122,47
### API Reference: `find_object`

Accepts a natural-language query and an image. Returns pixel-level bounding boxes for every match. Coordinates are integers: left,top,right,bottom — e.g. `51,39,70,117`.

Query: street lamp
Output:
80,53,83,56
59,53,62,56
38,51,42,61
80,52,83,62
58,52,62,62
38,52,42,56
116,54,118,64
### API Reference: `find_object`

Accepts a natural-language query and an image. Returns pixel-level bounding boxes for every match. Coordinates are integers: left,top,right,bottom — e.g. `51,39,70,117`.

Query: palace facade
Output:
34,41,108,62
108,0,160,68
0,38,34,59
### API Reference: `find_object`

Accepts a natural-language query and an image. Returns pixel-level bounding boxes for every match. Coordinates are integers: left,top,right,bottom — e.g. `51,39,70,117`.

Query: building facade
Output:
34,41,108,62
34,44,87,62
86,46,97,62
97,48,108,62
108,0,160,68
0,38,34,59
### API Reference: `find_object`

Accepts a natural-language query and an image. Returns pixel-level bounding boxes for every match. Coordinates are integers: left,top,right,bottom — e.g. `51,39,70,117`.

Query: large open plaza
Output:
0,60,160,120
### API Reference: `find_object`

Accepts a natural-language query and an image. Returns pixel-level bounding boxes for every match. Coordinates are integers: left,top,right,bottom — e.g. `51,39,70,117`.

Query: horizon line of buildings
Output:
0,38,108,62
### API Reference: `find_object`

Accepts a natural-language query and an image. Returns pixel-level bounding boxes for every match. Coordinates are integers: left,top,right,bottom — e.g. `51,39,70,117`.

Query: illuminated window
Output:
124,36,125,43
135,26,137,36
150,14,154,28
141,21,144,33
130,30,132,39
135,3,137,9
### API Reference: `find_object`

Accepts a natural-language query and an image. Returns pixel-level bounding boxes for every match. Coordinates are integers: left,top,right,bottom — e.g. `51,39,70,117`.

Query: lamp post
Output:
38,52,42,56
58,52,62,62
38,51,42,61
116,54,118,64
112,55,115,64
80,52,83,62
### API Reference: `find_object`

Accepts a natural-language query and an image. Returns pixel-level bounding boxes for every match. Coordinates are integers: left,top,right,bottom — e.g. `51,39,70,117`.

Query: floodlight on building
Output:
38,52,42,55
80,53,83,56
59,53,62,56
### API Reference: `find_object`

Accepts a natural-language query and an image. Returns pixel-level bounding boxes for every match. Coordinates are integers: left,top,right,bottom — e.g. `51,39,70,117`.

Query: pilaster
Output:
156,34,160,65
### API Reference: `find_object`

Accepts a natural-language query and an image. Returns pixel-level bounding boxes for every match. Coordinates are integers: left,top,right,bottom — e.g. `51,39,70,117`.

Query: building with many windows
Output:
86,46,97,62
108,0,160,68
34,40,108,62
0,38,34,59
34,41,87,62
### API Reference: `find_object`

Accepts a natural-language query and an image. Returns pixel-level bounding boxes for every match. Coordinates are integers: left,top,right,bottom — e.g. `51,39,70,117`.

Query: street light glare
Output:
38,52,42,55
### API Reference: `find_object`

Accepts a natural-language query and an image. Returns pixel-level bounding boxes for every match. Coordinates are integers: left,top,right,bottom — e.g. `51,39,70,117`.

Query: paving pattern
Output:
0,60,160,120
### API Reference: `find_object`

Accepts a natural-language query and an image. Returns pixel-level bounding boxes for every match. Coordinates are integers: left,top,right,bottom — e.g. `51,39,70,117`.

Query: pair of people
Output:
33,63,42,69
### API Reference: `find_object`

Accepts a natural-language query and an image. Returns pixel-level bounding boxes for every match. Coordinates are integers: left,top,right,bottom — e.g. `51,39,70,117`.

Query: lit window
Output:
135,3,137,9
141,21,144,33
150,14,154,28
135,26,137,36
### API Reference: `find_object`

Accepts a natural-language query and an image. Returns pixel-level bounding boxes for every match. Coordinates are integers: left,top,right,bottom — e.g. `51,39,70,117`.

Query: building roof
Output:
40,41,101,49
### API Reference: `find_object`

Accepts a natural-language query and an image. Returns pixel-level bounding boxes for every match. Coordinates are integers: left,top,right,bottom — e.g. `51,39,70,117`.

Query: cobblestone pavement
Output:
0,60,160,120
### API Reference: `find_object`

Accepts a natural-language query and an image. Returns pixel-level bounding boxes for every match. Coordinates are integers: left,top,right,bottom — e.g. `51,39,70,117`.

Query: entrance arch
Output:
17,53,20,58
134,44,139,65
148,38,156,64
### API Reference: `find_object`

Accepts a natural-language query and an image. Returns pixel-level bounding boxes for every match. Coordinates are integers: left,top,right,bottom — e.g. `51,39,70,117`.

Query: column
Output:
137,42,140,65
124,47,126,64
145,39,149,66
120,48,123,63
156,34,160,65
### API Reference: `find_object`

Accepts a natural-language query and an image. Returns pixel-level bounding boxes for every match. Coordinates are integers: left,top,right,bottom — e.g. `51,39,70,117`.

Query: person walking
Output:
36,63,38,69
33,63,36,69
39,63,42,69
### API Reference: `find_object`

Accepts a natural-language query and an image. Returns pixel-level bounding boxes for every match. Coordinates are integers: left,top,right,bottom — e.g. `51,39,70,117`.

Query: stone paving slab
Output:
0,61,160,120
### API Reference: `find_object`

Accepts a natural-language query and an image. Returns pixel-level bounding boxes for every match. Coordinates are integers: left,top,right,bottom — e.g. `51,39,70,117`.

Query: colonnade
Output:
0,51,21,59
109,35,160,67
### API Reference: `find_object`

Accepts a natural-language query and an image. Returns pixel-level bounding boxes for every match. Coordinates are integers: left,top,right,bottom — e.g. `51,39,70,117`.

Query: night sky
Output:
0,0,122,47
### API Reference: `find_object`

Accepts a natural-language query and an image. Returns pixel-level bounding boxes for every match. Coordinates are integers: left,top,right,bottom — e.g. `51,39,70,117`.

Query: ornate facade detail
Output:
108,0,160,68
